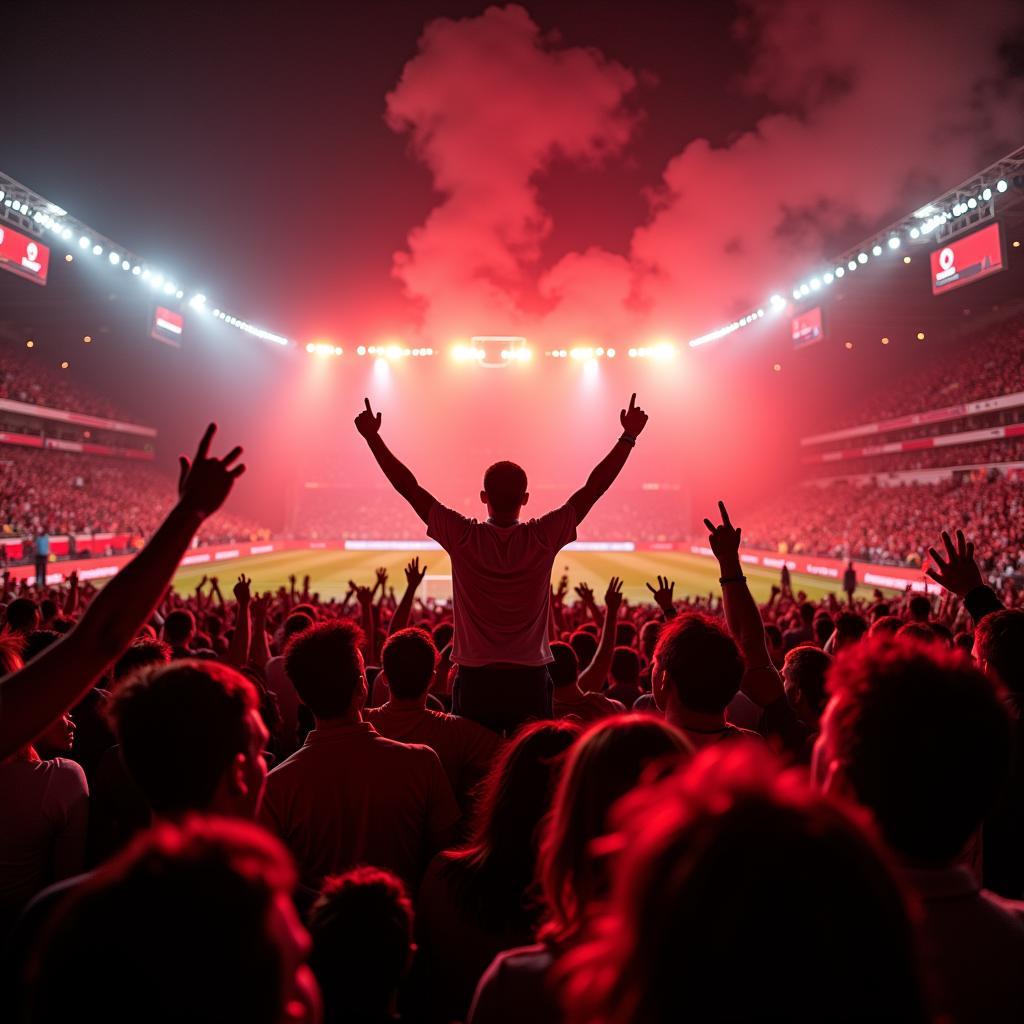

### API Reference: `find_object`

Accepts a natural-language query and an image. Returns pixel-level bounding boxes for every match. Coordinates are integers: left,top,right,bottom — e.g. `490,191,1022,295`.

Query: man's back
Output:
259,719,460,888
363,703,500,804
427,503,577,667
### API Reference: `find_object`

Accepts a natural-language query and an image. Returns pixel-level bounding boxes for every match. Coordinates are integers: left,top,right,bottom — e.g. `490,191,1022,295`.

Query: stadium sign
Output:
0,223,49,285
930,222,1005,295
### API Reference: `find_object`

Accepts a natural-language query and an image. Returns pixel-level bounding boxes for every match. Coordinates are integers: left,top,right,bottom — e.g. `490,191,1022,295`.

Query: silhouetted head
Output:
816,638,1012,867
652,613,745,715
783,644,832,726
481,461,529,521
549,641,580,687
163,609,196,647
974,608,1024,709
285,620,367,721
6,597,40,635
381,627,438,700
29,817,316,1024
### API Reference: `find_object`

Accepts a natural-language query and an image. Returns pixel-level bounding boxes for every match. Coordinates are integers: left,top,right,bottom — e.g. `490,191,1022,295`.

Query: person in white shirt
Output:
354,394,649,733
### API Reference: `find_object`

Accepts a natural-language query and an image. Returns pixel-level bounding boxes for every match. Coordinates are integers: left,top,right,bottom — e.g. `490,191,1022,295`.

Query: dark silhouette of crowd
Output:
2,398,1024,1024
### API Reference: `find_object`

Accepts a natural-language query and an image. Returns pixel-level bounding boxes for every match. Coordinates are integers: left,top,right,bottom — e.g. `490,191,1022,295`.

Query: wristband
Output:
719,575,746,585
619,433,637,446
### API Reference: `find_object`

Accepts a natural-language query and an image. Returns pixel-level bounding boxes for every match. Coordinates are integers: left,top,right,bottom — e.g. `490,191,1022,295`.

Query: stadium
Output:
4,3,1024,1023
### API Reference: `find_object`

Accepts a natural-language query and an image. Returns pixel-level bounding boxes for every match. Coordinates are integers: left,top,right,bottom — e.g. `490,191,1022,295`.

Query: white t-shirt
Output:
427,502,577,668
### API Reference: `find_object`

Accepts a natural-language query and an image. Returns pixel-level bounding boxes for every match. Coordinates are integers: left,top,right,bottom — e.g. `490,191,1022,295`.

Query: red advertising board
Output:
791,306,823,349
151,305,184,347
0,224,50,285
930,222,1004,295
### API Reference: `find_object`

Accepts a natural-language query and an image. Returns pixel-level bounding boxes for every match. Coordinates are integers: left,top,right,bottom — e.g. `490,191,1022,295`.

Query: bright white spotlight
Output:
163,282,175,295
857,253,868,264
121,260,131,270
887,236,900,249
79,236,90,249
810,278,821,290
769,294,786,312
92,244,103,256
606,348,616,357
997,179,1008,193
305,342,315,353
109,252,120,264
132,265,142,275
967,197,977,209
982,187,992,201
189,293,207,310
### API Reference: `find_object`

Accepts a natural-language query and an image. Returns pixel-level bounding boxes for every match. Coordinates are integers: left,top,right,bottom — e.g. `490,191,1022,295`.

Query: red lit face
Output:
37,712,75,756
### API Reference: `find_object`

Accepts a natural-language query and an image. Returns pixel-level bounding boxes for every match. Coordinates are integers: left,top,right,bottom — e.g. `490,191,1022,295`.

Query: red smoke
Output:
387,1,1024,345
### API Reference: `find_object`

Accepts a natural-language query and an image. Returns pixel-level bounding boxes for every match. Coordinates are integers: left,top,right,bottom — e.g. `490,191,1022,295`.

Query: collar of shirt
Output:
303,720,378,746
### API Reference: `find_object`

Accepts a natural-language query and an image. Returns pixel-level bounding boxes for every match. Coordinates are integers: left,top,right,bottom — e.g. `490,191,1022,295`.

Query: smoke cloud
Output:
388,1,1024,345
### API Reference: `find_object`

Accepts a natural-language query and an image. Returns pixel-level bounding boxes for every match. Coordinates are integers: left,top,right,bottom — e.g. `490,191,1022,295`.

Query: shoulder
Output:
48,757,89,793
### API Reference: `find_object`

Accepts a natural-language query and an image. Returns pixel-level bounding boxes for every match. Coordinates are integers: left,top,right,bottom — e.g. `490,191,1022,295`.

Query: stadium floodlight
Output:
810,278,821,290
121,260,131,270
151,273,164,288
606,348,615,357
628,348,638,358
887,236,900,249
792,288,800,300
848,260,858,271
910,227,920,238
189,293,207,310
871,244,882,257
982,187,992,201
92,244,103,256
799,283,810,297
175,289,184,299
835,266,845,277
79,236,90,249
62,228,72,240
857,252,868,264
998,179,1008,192
823,272,834,285
356,345,366,356
163,281,175,295
142,269,152,280
109,252,120,264
967,197,977,209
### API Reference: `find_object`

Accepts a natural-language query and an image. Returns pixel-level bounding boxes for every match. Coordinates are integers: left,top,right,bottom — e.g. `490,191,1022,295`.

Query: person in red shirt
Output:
355,395,649,733
260,620,460,889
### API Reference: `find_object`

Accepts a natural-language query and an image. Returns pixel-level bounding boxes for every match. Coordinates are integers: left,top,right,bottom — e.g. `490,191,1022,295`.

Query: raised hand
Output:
645,574,675,612
375,566,388,589
356,585,374,605
620,393,649,437
704,500,742,571
574,582,595,606
405,557,427,589
355,398,382,438
605,576,624,613
177,423,245,518
926,529,985,597
233,573,252,605
555,574,569,602
251,592,272,619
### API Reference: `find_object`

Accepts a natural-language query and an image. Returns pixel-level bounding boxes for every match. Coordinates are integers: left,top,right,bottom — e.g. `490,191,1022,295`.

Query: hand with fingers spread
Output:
375,567,388,589
926,529,985,597
356,585,374,606
405,557,427,589
177,423,246,518
620,393,649,437
355,398,382,438
704,500,743,573
645,575,675,614
574,582,596,606
251,591,272,620
605,576,624,614
233,574,252,606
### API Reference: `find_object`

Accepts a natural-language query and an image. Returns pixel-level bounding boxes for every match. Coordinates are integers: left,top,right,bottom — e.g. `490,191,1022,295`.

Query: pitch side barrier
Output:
9,538,938,595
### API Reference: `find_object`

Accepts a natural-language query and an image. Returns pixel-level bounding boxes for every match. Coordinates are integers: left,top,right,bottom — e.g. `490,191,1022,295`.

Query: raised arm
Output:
390,558,427,635
926,528,1003,623
0,424,245,760
568,394,648,524
579,577,623,693
355,399,435,524
228,574,252,669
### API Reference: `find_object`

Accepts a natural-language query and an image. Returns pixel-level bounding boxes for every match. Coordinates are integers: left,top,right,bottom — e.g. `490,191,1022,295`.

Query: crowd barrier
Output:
6,537,938,594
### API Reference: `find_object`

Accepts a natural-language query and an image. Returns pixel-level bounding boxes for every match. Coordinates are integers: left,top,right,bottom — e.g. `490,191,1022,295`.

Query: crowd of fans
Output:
807,437,1024,477
0,343,133,422
0,446,268,549
825,310,1024,430
1,403,1023,1023
743,474,1024,582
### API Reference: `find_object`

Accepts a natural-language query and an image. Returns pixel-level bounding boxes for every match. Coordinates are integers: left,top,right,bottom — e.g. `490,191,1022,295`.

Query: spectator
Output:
816,639,1024,1021
782,644,832,733
260,620,460,888
263,610,315,757
355,395,648,733
606,646,642,707
549,643,626,724
365,627,500,809
561,744,928,1024
24,817,319,1024
309,867,414,1024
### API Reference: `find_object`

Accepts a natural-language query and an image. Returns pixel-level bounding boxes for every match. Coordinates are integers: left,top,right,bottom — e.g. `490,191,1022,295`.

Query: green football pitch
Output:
171,546,890,605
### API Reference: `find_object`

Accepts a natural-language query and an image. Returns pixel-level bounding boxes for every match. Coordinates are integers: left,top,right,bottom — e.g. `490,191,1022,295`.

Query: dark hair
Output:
28,817,297,1024
23,628,61,662
283,612,314,640
483,461,528,515
432,620,454,652
381,628,438,700
6,597,39,633
309,867,413,1023
783,644,832,719
654,613,744,714
549,641,580,687
812,614,834,646
284,620,365,719
639,620,661,657
163,609,195,646
610,646,640,686
0,631,24,675
540,717,690,945
562,744,927,1024
442,720,580,930
869,615,902,639
113,638,173,682
110,660,259,815
834,611,868,643
895,622,936,645
798,602,815,625
615,621,637,648
569,630,598,670
907,594,931,621
975,609,1024,707
825,639,1013,864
